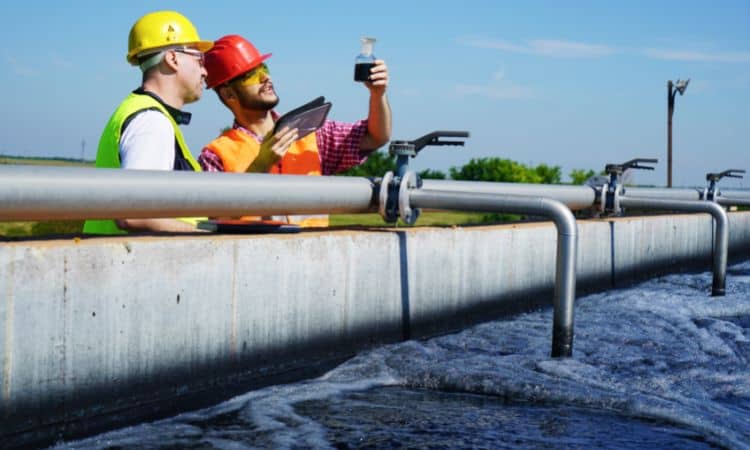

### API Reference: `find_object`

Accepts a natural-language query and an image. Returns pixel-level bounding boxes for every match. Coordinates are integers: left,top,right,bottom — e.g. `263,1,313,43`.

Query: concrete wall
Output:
2,212,750,446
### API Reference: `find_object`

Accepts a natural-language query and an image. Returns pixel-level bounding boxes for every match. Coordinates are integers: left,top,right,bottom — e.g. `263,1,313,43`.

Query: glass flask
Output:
354,37,376,82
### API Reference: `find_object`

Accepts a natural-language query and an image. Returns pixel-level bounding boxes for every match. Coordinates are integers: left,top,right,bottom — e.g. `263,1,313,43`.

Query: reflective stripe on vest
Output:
204,128,329,227
83,93,203,235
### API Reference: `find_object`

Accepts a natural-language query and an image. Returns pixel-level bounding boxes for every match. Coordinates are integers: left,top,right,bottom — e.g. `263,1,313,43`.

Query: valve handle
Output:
706,169,746,182
411,131,470,153
605,158,658,175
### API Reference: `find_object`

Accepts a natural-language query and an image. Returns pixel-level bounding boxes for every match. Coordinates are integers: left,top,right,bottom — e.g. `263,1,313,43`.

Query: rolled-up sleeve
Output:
316,119,368,175
198,148,225,172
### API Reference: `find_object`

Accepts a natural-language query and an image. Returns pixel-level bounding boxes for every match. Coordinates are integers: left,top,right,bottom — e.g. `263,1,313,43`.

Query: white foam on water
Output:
53,349,402,450
54,261,750,449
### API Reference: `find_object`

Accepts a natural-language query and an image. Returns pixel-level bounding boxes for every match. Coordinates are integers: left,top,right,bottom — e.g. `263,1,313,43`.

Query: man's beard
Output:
239,93,280,111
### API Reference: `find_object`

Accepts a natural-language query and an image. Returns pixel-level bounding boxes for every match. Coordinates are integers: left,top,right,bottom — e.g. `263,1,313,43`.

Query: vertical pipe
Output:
408,190,578,357
544,198,578,358
619,197,728,296
667,81,674,188
712,205,729,296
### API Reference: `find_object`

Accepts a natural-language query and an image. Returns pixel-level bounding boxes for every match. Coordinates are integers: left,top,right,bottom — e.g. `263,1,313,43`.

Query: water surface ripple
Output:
56,261,750,449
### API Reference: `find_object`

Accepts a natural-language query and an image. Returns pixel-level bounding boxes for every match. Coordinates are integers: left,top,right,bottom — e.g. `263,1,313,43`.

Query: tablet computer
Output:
273,96,332,140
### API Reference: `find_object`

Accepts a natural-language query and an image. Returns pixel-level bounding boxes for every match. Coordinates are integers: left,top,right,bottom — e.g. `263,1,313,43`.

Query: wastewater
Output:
54,260,750,449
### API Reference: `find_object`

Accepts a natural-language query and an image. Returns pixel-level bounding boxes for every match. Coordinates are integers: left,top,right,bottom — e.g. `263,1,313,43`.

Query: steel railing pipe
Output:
717,197,750,207
720,190,750,201
421,179,596,211
619,196,728,296
0,166,376,221
408,189,577,358
622,187,702,201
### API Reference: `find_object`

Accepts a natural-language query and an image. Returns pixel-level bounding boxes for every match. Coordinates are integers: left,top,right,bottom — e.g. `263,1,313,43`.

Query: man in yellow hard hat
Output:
83,11,213,235
197,35,392,227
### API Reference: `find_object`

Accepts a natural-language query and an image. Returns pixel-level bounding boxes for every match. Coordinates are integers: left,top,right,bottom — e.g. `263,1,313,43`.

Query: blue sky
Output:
1,1,748,187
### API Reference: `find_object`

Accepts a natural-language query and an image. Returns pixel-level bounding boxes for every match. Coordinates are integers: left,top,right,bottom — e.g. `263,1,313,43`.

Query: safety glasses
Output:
174,48,205,67
234,64,270,86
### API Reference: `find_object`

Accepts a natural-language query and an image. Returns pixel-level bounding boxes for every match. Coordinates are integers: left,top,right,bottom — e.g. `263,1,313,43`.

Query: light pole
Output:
667,78,689,187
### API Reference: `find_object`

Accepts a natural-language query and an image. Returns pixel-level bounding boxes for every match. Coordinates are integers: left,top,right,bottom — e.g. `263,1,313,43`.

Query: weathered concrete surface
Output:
1,212,749,446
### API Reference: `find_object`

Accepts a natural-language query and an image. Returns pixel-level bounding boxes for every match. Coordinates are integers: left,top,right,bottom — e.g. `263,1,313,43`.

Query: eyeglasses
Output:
174,48,205,67
234,64,270,86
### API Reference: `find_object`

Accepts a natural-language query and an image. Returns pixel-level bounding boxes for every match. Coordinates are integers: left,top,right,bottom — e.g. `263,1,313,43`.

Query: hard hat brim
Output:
207,53,272,89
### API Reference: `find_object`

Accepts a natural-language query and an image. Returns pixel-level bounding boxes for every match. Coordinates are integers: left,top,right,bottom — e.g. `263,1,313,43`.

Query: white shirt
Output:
119,110,175,170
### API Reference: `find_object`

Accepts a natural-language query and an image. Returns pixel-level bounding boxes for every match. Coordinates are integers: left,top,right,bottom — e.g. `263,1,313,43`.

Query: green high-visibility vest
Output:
83,93,203,235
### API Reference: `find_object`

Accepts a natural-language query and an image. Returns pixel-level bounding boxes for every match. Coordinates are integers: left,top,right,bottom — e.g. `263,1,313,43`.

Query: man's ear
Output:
162,50,180,72
219,84,236,101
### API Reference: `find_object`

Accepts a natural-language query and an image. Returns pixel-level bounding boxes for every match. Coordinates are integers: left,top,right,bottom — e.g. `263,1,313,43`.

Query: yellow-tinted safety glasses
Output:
235,64,270,86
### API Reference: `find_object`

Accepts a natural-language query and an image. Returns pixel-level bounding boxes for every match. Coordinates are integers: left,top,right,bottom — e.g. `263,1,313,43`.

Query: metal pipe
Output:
719,190,750,201
717,197,750,208
421,179,596,211
623,187,702,201
409,189,577,358
667,80,674,188
0,166,376,220
619,196,728,296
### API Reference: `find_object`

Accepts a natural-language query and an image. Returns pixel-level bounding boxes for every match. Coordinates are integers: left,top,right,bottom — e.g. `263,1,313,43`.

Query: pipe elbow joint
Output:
541,198,577,237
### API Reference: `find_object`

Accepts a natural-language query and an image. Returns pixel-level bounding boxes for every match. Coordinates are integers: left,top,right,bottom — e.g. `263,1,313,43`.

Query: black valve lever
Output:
705,169,745,201
602,158,658,214
388,130,470,177
706,169,745,182
605,158,658,176
411,131,470,153
381,131,471,223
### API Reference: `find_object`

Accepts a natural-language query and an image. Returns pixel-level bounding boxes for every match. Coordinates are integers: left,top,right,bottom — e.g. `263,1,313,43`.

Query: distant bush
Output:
30,221,84,236
418,169,447,180
449,158,562,184
339,150,395,177
569,169,598,185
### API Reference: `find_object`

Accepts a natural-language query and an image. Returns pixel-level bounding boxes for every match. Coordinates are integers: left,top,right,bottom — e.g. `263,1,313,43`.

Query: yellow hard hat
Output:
127,11,213,65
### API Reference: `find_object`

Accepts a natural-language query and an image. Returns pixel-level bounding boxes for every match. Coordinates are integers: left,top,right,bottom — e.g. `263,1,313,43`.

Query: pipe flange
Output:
379,171,394,221
597,183,608,213
399,171,421,225
604,181,623,215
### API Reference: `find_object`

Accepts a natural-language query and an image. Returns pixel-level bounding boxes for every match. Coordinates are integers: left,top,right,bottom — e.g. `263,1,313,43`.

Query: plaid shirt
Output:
199,116,369,175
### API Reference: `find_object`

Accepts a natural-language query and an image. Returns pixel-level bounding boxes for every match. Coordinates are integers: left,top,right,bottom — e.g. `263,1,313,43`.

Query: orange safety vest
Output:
204,128,329,227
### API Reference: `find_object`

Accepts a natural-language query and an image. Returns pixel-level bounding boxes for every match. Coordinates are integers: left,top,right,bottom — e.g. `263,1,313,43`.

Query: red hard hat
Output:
205,35,271,89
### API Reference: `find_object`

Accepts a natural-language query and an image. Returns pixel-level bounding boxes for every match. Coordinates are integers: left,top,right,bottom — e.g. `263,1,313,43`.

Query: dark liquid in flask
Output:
354,62,375,82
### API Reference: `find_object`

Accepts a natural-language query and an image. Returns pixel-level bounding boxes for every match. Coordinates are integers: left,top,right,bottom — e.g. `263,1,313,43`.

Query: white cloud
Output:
461,37,750,64
644,48,750,63
527,39,614,58
460,37,615,58
456,82,532,100
5,55,37,76
50,55,74,70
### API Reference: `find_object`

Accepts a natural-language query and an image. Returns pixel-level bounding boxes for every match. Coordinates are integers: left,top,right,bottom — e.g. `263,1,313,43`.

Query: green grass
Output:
0,221,84,238
0,155,93,167
330,211,519,227
0,222,34,237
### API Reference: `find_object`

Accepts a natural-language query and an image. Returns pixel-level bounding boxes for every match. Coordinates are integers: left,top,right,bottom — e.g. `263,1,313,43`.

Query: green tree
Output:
534,164,562,184
449,157,561,184
418,169,447,180
568,169,598,185
339,150,395,177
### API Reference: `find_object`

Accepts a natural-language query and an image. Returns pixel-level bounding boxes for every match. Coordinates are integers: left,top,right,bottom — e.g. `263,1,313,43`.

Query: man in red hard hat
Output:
198,34,391,227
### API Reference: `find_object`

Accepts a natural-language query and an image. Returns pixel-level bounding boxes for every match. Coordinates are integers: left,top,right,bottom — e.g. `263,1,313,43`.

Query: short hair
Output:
137,53,162,83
